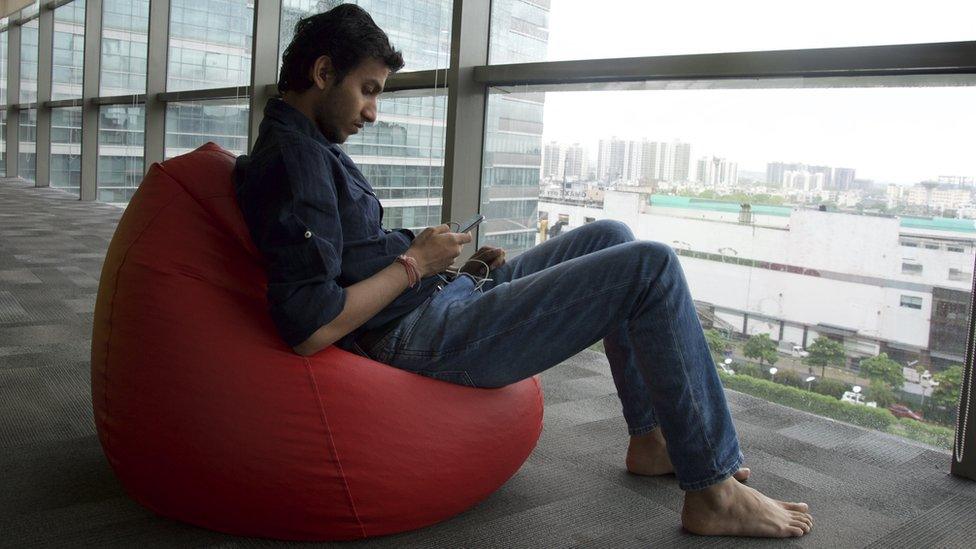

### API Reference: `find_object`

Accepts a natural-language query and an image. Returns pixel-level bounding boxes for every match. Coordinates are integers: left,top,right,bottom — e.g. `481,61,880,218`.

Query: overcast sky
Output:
535,0,976,184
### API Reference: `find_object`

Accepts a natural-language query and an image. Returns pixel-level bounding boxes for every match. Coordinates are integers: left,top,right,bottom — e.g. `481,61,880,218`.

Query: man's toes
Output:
733,467,751,482
780,501,809,512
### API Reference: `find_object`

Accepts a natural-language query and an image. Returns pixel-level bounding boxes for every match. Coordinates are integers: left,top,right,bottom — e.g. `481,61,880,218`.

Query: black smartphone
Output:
457,214,486,233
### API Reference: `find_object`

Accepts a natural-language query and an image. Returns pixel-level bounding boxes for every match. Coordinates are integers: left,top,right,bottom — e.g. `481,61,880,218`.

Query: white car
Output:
841,391,877,407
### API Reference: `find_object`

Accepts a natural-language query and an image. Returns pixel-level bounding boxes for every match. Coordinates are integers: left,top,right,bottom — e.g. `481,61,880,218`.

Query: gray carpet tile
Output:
2,180,976,548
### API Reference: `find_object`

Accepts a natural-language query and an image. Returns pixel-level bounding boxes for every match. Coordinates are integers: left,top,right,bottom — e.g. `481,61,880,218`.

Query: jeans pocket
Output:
423,370,477,388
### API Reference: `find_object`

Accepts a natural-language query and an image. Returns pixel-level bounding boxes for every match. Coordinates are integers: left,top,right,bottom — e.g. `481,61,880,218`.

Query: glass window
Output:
949,268,971,282
164,99,249,159
900,295,924,309
489,0,976,65
52,0,86,100
51,107,83,197
19,18,38,103
1,30,7,106
97,104,145,203
480,79,976,450
902,262,923,275
18,107,37,182
0,110,7,175
278,0,452,77
342,92,446,233
100,0,149,96
167,0,254,92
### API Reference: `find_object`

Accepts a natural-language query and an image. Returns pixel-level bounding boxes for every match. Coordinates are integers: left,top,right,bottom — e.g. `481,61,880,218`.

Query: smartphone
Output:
457,214,486,233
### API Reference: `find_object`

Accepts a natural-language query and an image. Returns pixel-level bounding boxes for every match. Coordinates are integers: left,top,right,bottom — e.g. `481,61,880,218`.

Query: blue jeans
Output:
353,219,744,490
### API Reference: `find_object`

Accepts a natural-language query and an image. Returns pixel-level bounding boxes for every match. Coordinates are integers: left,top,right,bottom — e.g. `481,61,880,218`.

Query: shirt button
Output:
304,230,312,239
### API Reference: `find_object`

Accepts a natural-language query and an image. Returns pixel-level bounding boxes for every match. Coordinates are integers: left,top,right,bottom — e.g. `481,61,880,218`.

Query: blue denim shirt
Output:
234,98,439,350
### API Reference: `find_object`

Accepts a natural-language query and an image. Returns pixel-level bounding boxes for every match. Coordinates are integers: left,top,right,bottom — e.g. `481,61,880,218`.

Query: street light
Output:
852,385,862,393
769,367,778,380
805,376,816,391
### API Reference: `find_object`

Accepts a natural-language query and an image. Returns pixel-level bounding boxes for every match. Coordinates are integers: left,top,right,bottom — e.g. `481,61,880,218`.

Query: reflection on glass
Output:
484,83,976,449
0,110,7,175
167,0,254,92
489,0,976,64
19,18,38,103
1,30,8,106
278,0,452,75
165,99,249,159
51,107,83,196
18,108,37,182
53,0,86,100
343,94,446,232
99,0,149,96
97,105,145,203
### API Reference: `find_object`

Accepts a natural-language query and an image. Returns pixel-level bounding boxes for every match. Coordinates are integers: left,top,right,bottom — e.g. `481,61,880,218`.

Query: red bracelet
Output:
395,254,421,288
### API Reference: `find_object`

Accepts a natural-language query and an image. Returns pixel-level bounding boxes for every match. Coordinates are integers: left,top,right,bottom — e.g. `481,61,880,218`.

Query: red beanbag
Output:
91,143,543,541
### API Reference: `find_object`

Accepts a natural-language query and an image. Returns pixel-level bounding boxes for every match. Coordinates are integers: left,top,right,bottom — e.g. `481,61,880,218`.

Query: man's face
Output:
312,57,389,144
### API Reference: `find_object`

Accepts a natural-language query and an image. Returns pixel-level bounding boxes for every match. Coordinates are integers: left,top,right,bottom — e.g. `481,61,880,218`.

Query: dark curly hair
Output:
278,4,405,94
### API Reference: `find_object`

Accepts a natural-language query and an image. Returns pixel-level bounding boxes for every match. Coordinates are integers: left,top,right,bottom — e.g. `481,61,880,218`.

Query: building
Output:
537,192,976,368
905,182,974,214
696,155,738,188
767,161,856,191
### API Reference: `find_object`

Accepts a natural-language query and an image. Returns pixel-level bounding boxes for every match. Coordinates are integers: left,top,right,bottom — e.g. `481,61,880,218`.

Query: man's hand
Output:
459,245,506,278
405,224,473,277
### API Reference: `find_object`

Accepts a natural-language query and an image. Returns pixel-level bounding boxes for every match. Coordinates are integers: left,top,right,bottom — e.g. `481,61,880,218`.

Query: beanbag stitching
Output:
303,357,367,538
99,187,185,454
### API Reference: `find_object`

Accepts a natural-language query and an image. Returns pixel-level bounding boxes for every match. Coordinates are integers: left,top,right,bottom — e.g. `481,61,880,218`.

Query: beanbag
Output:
90,142,543,541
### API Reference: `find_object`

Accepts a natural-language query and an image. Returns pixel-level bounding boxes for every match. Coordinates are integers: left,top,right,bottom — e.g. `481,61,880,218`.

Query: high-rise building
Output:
542,140,563,180
671,141,691,182
696,156,739,187
562,142,586,181
833,167,856,190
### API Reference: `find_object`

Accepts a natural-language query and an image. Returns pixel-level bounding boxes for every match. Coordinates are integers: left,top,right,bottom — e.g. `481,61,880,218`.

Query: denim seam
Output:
394,274,657,359
662,277,720,473
628,423,659,436
677,450,745,492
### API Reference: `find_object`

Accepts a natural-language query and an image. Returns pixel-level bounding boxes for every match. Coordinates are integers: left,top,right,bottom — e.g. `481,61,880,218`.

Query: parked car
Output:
841,391,878,407
888,404,923,421
778,342,810,358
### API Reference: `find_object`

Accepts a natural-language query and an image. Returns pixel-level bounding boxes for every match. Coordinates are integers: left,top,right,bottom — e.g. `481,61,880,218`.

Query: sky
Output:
531,0,976,184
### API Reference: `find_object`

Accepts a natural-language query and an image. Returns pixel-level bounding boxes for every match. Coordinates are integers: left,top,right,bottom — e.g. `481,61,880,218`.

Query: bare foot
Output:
682,476,813,538
626,429,751,482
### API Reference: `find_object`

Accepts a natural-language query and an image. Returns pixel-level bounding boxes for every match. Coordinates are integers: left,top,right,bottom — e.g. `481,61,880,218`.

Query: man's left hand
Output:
458,246,506,278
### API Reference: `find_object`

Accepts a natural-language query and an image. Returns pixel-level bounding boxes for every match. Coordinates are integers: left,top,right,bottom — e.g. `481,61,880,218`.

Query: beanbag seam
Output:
99,187,185,454
303,357,367,538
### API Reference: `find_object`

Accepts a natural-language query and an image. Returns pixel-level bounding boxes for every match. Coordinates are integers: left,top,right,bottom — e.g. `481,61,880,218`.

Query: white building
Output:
696,156,739,188
905,183,973,213
537,191,975,366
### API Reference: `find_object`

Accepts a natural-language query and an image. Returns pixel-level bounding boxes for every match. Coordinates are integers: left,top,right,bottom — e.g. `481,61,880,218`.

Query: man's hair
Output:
277,4,405,94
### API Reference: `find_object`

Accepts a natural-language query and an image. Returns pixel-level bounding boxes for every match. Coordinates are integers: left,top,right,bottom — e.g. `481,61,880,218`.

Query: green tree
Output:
932,365,965,409
743,333,779,368
859,353,905,390
804,337,846,378
868,379,897,408
704,329,727,356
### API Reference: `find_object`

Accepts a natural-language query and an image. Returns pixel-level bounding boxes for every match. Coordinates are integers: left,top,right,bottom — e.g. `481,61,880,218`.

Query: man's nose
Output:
363,100,378,123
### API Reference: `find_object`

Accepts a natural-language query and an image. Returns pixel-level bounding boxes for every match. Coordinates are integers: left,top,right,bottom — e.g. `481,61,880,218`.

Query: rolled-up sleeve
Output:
238,141,347,348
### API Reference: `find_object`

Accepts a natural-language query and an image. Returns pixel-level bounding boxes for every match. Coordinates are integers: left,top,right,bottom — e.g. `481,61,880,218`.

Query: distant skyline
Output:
536,0,976,186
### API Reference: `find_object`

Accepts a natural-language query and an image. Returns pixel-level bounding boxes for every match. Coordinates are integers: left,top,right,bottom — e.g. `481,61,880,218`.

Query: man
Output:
234,4,813,538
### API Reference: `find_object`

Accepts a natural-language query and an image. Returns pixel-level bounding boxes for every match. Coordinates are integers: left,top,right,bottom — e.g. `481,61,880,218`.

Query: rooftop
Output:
2,179,975,548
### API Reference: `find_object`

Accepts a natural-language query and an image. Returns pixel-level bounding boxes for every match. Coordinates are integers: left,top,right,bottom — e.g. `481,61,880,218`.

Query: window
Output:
97,105,145,203
900,239,919,247
900,295,923,310
100,0,149,95
52,0,86,101
949,268,972,282
165,99,250,159
18,108,36,182
50,107,83,196
901,262,923,275
167,0,253,92
278,0,452,75
19,18,38,103
924,243,940,250
948,245,965,253
488,0,976,64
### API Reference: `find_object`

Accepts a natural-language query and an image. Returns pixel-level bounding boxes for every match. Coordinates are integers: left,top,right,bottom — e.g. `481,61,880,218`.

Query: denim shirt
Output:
234,98,439,350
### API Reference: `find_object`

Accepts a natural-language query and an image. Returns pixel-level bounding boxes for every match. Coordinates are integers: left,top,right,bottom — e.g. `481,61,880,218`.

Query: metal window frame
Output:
144,0,170,169
3,20,20,177
33,1,52,187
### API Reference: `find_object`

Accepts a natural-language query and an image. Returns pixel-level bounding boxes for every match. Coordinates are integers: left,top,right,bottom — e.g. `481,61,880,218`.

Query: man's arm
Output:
293,225,472,356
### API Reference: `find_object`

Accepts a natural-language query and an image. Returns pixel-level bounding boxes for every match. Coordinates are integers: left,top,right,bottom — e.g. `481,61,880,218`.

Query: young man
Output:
234,4,813,538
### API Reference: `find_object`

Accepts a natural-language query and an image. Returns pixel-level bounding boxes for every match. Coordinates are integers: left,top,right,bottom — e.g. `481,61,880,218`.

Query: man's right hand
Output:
404,224,473,277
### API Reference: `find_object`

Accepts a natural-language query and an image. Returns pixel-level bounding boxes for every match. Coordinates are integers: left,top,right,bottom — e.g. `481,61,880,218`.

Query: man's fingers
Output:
431,223,451,234
455,231,474,245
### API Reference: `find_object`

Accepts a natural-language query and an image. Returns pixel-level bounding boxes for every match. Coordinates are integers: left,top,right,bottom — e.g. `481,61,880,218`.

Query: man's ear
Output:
310,55,334,90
